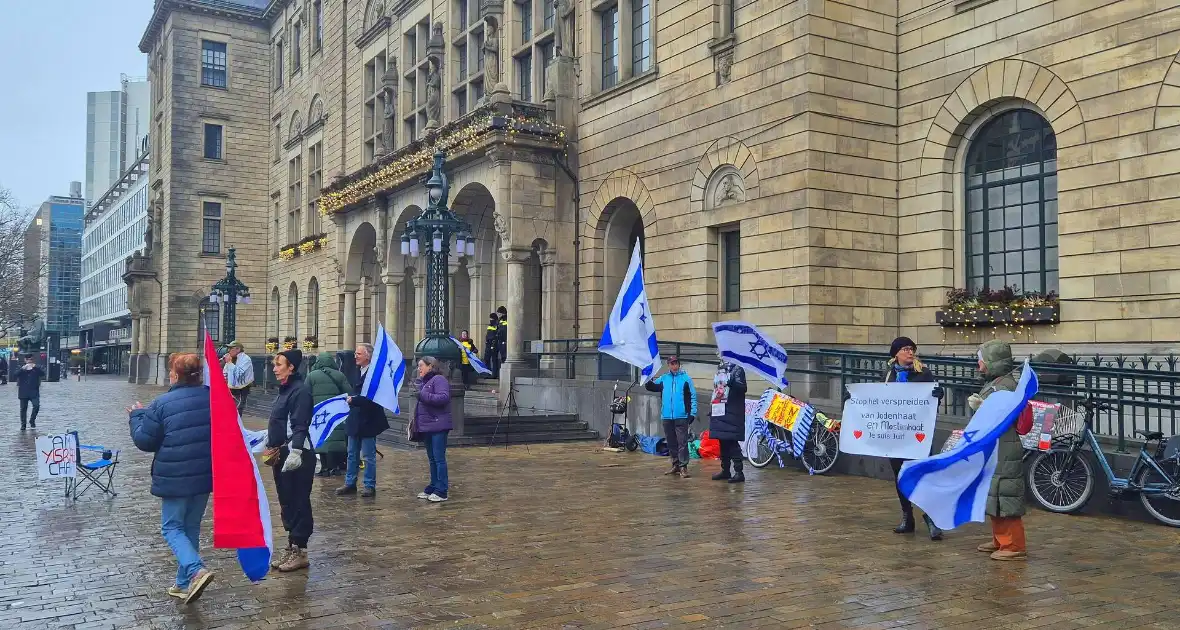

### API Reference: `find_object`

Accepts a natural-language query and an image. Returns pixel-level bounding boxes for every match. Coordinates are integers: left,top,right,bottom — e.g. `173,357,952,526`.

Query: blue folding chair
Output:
64,430,120,500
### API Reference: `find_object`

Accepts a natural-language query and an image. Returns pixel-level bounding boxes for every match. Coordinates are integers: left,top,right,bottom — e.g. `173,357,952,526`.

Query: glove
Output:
967,394,984,411
932,385,944,400
281,448,304,473
841,389,851,403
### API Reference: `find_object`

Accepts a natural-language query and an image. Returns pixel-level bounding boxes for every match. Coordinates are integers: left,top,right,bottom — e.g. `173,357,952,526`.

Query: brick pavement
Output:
1,377,1178,629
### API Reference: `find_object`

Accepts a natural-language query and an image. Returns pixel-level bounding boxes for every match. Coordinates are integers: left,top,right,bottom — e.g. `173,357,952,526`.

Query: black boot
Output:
922,514,943,541
712,458,732,481
894,509,915,534
728,458,745,484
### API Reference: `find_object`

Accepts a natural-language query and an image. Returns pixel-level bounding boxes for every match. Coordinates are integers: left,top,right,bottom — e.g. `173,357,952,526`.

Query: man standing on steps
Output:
222,341,254,416
338,343,389,497
16,355,44,430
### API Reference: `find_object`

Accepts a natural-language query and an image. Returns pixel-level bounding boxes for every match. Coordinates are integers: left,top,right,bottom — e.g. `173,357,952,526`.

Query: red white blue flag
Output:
203,333,272,582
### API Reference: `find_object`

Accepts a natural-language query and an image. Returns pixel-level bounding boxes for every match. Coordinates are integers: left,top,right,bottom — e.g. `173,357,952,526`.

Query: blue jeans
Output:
161,493,209,588
345,436,377,489
425,431,450,497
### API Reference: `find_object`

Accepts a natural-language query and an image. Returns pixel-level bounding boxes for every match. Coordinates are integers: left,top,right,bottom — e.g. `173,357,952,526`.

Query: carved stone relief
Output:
704,166,746,210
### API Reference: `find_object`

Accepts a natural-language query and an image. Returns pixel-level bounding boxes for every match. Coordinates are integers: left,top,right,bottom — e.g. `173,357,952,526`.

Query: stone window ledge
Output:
581,67,660,110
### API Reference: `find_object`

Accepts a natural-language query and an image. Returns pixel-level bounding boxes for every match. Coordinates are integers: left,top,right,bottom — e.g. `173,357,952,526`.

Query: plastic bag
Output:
697,430,721,459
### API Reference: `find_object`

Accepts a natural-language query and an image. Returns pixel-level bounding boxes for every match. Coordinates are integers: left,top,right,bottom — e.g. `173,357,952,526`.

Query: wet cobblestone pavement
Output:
2,377,1179,629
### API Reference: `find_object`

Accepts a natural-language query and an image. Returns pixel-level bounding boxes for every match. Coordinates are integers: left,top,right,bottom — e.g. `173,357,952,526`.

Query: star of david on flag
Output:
308,394,351,449
598,238,661,384
361,324,406,415
711,321,790,389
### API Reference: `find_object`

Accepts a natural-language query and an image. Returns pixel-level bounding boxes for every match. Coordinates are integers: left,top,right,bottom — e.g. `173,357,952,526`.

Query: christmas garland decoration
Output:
279,234,329,261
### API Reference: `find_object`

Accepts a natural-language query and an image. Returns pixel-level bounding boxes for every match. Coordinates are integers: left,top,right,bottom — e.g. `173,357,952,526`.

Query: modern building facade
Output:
138,0,1180,389
25,184,85,337
81,151,150,375
85,76,151,203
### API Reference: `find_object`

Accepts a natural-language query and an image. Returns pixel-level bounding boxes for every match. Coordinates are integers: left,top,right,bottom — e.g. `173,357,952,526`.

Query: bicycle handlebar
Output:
1078,397,1114,412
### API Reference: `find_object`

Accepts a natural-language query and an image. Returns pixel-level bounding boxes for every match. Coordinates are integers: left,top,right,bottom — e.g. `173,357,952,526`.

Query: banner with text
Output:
839,382,938,460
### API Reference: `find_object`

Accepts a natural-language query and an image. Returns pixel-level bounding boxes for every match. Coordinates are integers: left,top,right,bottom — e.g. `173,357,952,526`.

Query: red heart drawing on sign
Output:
915,433,926,443
853,430,863,439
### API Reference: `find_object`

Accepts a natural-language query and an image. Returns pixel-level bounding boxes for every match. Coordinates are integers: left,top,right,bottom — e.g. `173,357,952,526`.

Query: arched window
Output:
288,283,299,338
307,277,320,337
965,109,1058,294
271,287,281,339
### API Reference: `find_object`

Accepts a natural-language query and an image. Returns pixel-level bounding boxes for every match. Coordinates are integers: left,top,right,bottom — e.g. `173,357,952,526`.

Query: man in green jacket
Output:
970,339,1027,561
305,352,351,477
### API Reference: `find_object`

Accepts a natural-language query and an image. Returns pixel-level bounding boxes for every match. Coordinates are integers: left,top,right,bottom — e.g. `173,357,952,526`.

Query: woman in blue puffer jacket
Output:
129,352,215,605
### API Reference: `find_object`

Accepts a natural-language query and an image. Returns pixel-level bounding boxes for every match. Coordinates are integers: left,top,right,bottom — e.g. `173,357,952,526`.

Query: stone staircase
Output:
243,380,599,449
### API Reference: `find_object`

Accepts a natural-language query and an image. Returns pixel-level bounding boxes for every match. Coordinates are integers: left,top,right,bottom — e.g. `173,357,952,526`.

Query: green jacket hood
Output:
311,352,337,371
979,339,1014,378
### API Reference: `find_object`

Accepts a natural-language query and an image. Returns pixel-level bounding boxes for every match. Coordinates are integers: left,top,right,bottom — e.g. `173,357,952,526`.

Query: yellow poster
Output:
763,393,803,430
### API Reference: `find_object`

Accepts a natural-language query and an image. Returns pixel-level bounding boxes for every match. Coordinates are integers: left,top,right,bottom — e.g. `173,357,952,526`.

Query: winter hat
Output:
889,336,916,359
277,348,303,372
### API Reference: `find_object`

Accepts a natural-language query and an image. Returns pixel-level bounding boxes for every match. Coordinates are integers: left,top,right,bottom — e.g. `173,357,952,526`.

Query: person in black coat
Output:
337,343,390,497
267,349,315,572
881,337,944,540
483,313,501,379
708,360,748,483
496,305,508,364
15,355,44,430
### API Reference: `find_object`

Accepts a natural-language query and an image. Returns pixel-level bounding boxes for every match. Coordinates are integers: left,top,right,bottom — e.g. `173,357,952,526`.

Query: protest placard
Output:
36,433,78,480
838,382,938,460
763,392,804,430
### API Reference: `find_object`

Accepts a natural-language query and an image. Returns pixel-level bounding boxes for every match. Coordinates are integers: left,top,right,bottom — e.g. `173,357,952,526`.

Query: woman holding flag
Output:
457,330,479,386
972,339,1028,561
265,349,316,572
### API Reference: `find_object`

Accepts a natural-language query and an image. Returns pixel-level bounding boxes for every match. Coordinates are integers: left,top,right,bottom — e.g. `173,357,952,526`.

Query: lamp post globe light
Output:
402,150,475,364
209,247,251,351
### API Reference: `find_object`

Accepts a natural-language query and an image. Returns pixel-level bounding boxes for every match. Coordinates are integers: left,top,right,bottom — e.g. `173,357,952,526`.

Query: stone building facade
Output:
136,0,1180,387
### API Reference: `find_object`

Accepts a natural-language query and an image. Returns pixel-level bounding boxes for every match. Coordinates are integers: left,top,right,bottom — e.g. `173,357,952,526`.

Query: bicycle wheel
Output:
748,430,776,468
1027,448,1094,513
802,427,840,475
1136,460,1180,527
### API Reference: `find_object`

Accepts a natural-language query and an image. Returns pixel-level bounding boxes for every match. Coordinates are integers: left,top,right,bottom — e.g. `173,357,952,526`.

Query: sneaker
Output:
360,487,376,498
184,569,214,604
427,493,449,502
271,544,293,569
277,547,309,572
990,550,1027,561
167,585,188,599
417,491,431,499
335,485,357,496
977,541,999,553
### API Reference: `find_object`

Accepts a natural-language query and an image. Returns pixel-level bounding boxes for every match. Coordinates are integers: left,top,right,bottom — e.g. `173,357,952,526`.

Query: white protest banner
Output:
36,433,78,479
839,382,938,460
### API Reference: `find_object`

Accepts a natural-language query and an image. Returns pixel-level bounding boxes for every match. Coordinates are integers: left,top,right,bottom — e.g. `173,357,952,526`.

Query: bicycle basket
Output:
1053,405,1085,439
609,396,628,414
1164,435,1180,462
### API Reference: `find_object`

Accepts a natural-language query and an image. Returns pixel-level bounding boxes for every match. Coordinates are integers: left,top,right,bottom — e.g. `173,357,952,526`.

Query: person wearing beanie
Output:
882,337,944,540
266,349,315,572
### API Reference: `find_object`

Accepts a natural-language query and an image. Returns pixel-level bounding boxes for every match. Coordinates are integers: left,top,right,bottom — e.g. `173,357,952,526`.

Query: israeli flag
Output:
361,324,406,415
899,362,1039,530
242,428,268,454
450,336,492,375
598,239,661,384
711,322,790,389
308,394,351,449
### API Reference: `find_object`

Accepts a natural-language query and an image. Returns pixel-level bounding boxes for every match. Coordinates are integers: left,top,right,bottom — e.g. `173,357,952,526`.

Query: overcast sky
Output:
0,1,153,208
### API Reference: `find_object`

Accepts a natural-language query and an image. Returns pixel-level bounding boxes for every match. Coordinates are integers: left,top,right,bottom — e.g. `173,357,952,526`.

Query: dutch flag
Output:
203,333,272,582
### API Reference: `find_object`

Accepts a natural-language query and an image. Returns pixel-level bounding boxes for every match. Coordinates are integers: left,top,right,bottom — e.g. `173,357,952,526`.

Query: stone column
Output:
342,284,359,350
539,249,559,372
413,272,426,345
382,275,400,341
129,317,140,355
502,247,532,365
138,313,151,356
468,264,484,332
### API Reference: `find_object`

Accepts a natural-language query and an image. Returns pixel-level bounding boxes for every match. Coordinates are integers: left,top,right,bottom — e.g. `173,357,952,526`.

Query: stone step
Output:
378,429,601,449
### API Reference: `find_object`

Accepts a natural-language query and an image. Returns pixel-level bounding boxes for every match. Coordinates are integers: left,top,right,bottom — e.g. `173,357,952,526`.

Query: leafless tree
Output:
0,185,43,338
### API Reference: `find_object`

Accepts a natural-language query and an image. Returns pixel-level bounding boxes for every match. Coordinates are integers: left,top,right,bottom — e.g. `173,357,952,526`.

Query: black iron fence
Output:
529,338,1180,450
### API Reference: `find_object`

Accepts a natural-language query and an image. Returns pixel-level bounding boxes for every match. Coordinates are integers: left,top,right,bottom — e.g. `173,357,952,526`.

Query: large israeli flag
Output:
361,324,406,415
898,362,1039,530
711,322,790,389
598,239,661,383
309,394,351,449
450,336,492,375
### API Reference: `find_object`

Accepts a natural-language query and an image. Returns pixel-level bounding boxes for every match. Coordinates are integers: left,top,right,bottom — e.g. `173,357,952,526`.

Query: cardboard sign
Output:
36,434,78,479
763,392,804,430
838,382,939,460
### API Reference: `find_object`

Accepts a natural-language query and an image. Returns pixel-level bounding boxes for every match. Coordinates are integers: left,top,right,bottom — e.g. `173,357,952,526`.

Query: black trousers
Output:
889,457,911,514
719,439,743,465
19,397,39,426
274,449,316,548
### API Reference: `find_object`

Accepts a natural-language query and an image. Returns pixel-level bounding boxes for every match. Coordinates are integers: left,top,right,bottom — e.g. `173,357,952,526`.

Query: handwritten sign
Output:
1020,400,1060,452
763,392,804,430
36,434,78,480
838,382,938,460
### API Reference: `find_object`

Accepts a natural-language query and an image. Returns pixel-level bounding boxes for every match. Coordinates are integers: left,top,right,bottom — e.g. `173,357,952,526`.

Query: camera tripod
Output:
489,382,530,452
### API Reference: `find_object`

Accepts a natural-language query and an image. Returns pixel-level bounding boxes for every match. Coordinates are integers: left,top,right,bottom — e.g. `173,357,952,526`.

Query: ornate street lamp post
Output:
401,150,475,363
209,247,251,349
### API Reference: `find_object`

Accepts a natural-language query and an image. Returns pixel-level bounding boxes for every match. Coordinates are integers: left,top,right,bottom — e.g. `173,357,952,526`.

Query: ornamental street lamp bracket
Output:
209,247,251,350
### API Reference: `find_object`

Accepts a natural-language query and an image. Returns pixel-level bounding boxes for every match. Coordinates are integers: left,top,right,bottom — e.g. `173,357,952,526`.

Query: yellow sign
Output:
763,393,803,430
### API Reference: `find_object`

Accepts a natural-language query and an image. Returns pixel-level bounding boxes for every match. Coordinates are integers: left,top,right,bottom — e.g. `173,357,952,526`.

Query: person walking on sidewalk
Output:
305,352,351,477
266,349,315,572
708,358,748,483
222,341,254,416
338,343,390,498
128,353,215,604
881,337,944,541
972,339,1028,561
414,356,453,502
16,355,43,430
645,355,698,478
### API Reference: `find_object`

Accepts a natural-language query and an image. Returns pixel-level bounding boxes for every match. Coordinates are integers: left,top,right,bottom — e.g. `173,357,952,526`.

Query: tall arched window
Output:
307,277,320,337
288,283,299,338
271,287,281,339
965,109,1058,294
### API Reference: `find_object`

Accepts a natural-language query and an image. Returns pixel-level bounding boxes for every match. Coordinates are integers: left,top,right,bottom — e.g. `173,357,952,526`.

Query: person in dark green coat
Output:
970,339,1027,561
305,352,351,477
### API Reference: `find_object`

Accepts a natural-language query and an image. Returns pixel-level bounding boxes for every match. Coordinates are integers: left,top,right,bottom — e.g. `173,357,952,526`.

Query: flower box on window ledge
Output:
279,233,329,261
282,336,298,350
266,337,280,354
302,335,318,352
935,287,1059,327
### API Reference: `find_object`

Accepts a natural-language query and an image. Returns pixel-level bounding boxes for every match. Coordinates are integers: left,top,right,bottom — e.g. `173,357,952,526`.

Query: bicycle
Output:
605,381,639,452
747,404,840,475
1027,396,1180,527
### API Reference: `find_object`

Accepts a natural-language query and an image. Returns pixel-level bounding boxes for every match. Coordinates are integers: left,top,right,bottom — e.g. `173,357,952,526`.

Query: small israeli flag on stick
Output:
598,239,661,384
450,336,492,375
309,394,351,449
711,321,790,389
361,325,406,415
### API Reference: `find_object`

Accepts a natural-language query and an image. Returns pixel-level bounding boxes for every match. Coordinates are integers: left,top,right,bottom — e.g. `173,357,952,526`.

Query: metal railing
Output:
528,339,1180,449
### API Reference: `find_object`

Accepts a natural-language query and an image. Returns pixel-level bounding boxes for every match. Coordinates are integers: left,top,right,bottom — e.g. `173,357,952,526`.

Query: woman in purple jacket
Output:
414,356,453,502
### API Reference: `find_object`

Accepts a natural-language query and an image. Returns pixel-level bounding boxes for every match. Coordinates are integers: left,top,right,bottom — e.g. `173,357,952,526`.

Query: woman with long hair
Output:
413,356,453,502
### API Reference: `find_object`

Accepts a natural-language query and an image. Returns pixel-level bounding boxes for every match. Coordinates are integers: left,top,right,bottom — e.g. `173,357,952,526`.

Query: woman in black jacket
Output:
708,359,748,483
882,337,943,540
267,349,315,572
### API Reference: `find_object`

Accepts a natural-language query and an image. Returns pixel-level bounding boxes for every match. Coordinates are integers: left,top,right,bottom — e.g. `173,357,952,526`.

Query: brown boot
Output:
277,547,309,572
663,464,681,476
270,544,293,569
977,541,998,553
678,467,691,479
990,550,1026,561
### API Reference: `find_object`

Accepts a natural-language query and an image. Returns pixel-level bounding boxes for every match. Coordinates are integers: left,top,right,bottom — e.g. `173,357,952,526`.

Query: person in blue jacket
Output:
128,352,215,605
645,355,698,478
